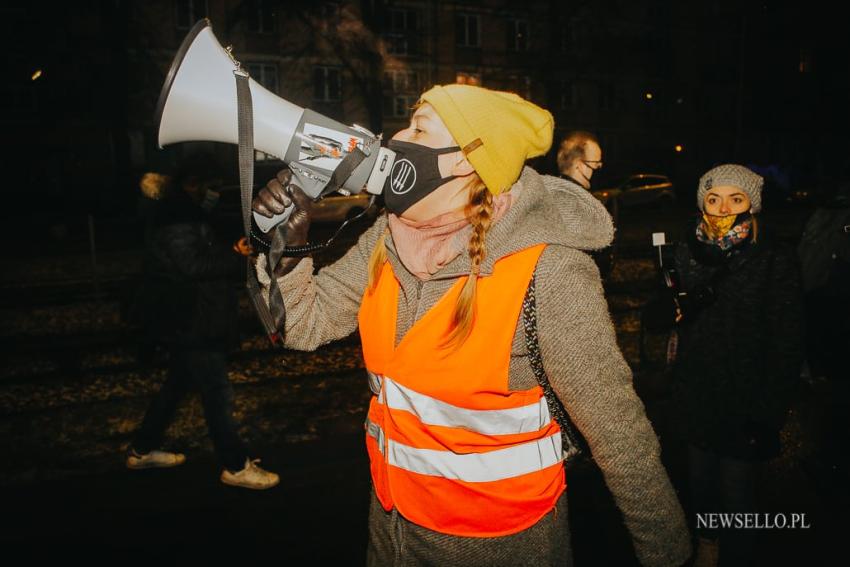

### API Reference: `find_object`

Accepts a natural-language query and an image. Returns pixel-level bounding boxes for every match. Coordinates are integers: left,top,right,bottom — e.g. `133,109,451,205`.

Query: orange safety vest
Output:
358,244,565,537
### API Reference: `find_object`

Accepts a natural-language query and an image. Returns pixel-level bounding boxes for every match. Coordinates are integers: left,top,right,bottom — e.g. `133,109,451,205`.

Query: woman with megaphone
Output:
252,84,691,566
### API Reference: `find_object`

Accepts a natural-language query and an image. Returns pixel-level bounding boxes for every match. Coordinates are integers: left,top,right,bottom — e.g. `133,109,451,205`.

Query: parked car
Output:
312,190,380,224
213,183,379,226
593,174,676,209
760,179,815,209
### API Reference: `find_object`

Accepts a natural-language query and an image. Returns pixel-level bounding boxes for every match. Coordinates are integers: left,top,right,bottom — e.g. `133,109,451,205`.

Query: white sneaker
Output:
126,449,186,470
220,458,279,490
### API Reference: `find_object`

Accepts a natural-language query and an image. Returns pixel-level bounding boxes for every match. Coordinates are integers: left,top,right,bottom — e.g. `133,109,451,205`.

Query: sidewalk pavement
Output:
1,433,372,563
1,411,838,565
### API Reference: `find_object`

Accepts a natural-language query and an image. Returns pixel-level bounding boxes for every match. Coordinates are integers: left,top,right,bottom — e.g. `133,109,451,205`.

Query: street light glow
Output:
31,69,42,81
645,92,653,100
675,144,684,153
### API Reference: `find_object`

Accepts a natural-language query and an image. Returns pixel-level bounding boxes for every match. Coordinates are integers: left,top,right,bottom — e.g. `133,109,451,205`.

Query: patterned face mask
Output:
697,213,752,250
701,212,738,240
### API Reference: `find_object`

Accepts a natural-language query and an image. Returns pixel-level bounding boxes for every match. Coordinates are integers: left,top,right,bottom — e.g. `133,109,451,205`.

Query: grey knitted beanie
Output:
697,164,764,213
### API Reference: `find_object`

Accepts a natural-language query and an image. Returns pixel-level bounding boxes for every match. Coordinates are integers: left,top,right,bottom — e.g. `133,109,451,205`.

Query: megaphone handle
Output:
253,204,294,234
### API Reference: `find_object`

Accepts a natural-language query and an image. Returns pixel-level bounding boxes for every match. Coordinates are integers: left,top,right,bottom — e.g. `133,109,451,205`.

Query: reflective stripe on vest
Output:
367,370,382,396
388,432,562,483
383,375,551,435
365,417,385,455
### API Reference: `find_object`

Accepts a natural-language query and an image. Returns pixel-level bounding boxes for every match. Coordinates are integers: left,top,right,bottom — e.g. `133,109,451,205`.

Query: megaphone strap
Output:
235,70,286,343
327,146,368,193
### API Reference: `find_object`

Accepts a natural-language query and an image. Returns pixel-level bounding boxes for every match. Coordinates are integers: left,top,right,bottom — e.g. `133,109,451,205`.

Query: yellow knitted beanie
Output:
420,84,554,195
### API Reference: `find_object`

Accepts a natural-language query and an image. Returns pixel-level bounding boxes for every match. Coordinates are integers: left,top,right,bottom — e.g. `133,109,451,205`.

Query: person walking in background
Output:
556,130,616,279
251,85,691,566
127,156,278,490
667,164,804,566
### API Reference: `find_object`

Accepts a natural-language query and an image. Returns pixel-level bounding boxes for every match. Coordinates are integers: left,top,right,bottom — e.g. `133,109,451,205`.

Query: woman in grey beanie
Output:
665,164,804,566
696,164,765,215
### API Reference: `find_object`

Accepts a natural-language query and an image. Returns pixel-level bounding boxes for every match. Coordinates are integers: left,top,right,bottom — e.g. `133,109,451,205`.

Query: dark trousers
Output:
132,347,248,472
689,444,758,567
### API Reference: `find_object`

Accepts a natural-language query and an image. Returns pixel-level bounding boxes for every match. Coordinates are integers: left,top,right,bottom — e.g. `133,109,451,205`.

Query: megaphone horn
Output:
155,19,394,232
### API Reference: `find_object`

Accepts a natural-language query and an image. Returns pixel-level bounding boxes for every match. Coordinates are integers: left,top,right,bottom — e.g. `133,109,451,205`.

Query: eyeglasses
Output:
582,160,603,170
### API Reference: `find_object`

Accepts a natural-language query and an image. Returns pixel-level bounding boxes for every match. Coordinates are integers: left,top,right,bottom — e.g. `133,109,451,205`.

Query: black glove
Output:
252,169,313,277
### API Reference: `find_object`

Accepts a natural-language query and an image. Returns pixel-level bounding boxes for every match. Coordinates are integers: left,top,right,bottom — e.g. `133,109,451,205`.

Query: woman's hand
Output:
253,169,295,219
252,169,314,276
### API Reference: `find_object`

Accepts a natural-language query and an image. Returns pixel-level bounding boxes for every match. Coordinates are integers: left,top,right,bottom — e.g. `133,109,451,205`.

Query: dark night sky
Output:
2,0,848,222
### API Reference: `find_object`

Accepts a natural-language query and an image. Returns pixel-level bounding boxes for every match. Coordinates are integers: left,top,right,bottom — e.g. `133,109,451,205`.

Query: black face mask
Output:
383,139,460,215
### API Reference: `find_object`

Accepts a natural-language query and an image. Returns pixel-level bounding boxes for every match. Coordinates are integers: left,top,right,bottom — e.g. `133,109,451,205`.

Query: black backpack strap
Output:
521,271,589,464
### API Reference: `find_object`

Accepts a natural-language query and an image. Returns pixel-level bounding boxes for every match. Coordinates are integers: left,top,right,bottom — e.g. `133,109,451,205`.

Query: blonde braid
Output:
367,227,390,293
443,180,493,348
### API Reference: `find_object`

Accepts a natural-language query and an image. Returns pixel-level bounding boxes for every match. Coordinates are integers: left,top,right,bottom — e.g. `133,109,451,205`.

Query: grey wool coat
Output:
257,167,692,566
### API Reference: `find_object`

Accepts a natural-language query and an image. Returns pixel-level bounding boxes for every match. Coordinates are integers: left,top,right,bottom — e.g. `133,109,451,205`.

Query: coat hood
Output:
387,166,614,280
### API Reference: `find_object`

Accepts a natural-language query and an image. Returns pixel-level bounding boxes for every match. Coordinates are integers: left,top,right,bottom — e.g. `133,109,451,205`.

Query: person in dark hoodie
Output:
127,156,278,490
668,164,804,567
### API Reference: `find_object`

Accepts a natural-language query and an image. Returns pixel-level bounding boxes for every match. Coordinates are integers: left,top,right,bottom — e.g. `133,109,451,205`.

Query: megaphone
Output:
154,19,394,232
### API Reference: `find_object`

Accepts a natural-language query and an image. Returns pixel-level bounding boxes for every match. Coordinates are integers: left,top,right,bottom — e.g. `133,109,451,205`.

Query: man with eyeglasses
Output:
557,130,603,190
557,131,615,279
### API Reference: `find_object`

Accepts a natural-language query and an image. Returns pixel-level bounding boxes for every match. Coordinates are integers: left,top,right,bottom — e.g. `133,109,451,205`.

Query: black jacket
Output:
670,217,804,460
131,191,242,350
